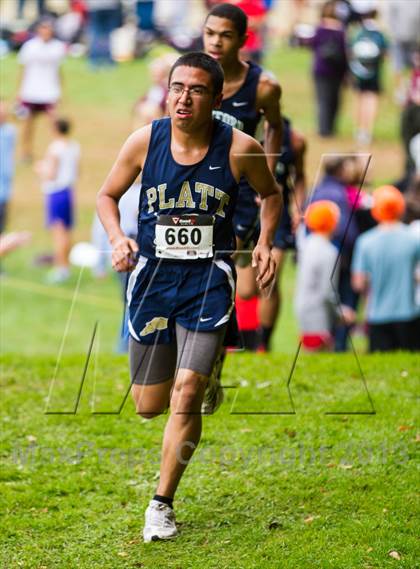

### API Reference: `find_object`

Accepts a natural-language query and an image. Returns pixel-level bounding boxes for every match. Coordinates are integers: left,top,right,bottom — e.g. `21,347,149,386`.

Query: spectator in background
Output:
310,156,361,351
334,0,358,27
17,0,46,20
382,0,420,104
404,174,420,308
136,0,158,44
263,0,276,8
310,0,348,137
35,118,80,284
349,2,387,145
404,175,420,226
399,47,420,190
352,185,420,352
131,52,177,130
154,0,197,51
85,0,122,68
311,156,360,264
295,200,354,352
345,154,376,234
55,1,88,45
17,17,66,162
0,100,17,234
289,0,309,43
233,0,268,64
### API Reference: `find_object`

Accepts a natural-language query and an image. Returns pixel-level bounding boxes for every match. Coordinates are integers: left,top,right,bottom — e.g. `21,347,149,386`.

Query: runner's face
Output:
168,66,222,129
203,16,245,67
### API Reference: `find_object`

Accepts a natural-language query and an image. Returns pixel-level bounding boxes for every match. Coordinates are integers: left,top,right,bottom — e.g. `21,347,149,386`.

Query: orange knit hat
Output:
305,200,340,234
371,185,405,222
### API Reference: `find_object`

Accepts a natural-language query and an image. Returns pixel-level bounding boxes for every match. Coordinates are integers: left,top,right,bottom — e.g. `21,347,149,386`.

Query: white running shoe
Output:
143,500,178,542
201,350,225,415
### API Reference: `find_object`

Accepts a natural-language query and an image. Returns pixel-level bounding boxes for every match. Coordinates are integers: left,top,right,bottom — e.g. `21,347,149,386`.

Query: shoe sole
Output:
143,531,178,543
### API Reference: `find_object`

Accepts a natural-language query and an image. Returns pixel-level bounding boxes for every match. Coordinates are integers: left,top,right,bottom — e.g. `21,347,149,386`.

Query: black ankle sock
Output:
153,494,173,509
260,326,274,350
241,329,259,351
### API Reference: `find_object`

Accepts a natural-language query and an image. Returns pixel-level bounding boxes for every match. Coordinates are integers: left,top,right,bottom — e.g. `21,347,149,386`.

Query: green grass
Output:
1,353,418,568
1,247,124,355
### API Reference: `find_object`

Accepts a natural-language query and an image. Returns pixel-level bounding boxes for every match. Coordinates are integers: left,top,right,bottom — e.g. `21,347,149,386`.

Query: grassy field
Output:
1,354,418,568
1,44,418,568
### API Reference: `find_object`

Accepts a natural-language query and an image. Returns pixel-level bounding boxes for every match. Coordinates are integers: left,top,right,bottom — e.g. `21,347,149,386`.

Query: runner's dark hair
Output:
168,52,224,95
205,3,248,37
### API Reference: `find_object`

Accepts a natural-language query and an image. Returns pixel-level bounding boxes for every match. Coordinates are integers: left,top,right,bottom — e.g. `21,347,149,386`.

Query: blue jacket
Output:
310,175,359,264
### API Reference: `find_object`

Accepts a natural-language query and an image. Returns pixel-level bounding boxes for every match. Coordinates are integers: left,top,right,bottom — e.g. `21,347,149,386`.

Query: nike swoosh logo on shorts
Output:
209,165,221,170
232,101,247,107
200,317,212,322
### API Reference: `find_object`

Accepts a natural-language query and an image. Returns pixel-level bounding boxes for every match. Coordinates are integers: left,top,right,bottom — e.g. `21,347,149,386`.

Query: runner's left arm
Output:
258,73,282,174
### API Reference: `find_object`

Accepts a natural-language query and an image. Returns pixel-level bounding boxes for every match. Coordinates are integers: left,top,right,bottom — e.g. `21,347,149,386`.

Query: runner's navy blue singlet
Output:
213,60,263,137
137,117,238,259
127,118,238,343
213,61,263,243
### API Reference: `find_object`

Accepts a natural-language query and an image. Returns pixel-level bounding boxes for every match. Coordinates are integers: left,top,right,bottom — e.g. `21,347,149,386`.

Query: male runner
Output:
203,3,282,347
97,52,282,542
203,2,282,248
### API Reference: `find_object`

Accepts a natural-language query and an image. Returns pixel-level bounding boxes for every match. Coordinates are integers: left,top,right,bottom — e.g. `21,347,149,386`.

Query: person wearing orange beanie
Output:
295,200,355,351
305,199,340,234
352,185,420,351
370,184,406,222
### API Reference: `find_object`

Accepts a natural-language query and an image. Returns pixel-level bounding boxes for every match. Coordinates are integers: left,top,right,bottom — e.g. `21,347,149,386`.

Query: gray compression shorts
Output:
129,323,226,385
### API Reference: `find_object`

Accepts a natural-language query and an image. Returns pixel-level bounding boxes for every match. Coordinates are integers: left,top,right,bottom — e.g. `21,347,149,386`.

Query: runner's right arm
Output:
96,125,151,271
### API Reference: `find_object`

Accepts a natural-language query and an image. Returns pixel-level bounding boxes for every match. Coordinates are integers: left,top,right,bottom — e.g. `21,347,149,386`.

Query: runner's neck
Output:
222,58,249,85
170,120,214,164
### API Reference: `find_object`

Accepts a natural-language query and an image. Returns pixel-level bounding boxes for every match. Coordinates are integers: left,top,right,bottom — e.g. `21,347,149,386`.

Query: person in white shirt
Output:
35,118,80,284
17,17,66,161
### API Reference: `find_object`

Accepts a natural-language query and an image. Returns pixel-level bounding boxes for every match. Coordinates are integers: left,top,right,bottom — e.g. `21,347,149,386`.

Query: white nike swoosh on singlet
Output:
209,165,221,170
200,317,213,322
232,101,247,107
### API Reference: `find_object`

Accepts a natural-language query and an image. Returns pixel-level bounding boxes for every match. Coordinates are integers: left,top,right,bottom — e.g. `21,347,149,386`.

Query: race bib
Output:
155,214,214,260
